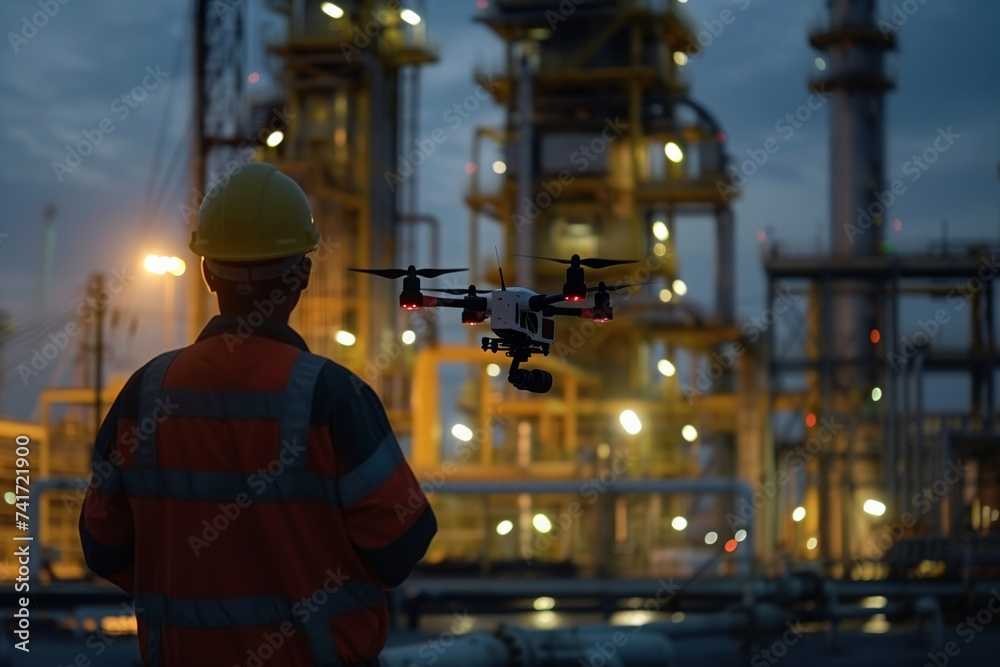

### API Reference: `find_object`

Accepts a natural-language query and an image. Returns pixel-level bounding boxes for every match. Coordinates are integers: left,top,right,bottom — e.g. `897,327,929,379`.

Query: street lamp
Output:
144,255,186,348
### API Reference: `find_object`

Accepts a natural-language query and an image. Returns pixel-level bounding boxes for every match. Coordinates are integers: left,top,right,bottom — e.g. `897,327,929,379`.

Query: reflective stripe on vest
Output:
136,350,181,468
134,582,384,666
120,467,340,504
337,433,403,507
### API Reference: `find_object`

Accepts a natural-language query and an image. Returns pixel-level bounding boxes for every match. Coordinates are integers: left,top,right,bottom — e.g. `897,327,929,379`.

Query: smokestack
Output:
811,0,896,392
811,0,895,256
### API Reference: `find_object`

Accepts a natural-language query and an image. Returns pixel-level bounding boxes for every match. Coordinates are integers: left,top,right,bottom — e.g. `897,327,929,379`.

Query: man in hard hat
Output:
80,162,436,666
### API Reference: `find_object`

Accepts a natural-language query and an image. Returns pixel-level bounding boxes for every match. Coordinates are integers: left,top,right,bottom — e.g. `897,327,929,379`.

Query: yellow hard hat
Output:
190,162,320,262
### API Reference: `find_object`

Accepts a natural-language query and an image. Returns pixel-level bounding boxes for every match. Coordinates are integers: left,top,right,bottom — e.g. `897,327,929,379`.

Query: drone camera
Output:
509,368,553,393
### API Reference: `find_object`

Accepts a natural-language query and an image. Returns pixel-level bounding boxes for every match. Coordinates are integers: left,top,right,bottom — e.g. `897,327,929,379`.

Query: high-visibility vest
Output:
80,317,436,666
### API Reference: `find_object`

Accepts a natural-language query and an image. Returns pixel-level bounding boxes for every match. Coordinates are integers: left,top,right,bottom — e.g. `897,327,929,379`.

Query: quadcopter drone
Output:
348,254,639,393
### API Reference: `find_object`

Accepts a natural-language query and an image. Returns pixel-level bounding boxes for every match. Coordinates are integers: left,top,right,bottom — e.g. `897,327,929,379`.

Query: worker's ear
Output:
201,258,218,293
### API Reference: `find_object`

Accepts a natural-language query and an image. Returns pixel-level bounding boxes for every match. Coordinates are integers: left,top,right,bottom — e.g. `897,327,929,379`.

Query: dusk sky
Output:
1,0,998,420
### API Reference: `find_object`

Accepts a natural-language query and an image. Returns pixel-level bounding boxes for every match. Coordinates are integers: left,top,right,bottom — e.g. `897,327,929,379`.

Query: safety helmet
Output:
190,162,320,262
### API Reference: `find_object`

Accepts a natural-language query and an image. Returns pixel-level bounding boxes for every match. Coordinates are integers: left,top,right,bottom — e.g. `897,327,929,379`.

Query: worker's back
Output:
82,315,437,666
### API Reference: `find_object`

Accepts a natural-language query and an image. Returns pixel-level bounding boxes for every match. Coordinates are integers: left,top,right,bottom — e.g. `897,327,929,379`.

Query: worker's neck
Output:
217,304,293,326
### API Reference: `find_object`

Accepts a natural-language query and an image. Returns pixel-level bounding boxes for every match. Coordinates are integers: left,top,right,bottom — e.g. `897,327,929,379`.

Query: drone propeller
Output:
348,266,468,279
588,282,646,292
424,286,492,295
514,253,637,269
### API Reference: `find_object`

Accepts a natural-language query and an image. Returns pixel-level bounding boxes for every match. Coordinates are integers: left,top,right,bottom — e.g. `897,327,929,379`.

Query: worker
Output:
79,162,437,666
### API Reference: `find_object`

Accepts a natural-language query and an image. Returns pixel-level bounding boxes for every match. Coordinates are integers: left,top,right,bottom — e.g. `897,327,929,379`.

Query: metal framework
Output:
410,0,764,577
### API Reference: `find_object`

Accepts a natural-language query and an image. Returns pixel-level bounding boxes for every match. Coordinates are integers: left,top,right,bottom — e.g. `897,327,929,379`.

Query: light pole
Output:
144,255,186,348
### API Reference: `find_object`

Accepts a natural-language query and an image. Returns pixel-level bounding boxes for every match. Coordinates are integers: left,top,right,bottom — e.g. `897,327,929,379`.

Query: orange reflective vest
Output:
80,315,436,666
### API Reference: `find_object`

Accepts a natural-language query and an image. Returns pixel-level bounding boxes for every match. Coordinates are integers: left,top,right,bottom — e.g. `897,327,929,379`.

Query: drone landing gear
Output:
481,338,553,393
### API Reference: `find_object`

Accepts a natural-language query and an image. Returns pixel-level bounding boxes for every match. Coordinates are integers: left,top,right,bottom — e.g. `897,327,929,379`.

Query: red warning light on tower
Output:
724,539,738,553
805,413,816,428
870,329,880,344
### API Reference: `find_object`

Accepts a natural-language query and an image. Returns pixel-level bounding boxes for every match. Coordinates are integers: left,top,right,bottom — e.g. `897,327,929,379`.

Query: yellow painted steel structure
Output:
403,0,766,574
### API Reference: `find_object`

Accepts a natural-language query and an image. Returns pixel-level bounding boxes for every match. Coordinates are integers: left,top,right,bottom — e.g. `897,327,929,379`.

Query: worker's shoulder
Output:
310,354,375,399
119,348,182,393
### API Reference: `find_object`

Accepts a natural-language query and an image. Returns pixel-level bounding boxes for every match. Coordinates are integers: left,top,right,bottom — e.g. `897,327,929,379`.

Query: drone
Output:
348,253,640,393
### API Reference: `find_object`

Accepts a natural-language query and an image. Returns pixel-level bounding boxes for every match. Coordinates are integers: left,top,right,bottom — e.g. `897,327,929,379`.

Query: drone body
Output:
348,254,640,393
488,288,555,344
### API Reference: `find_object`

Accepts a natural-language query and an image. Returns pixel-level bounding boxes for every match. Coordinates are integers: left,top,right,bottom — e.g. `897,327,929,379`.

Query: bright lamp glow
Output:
619,410,642,435
492,161,506,174
533,596,555,611
673,52,688,66
145,255,185,276
532,514,552,533
681,425,698,442
652,221,669,241
400,9,421,24
335,330,356,346
671,516,687,531
704,531,718,545
486,363,501,377
672,279,688,296
659,289,672,303
166,257,185,276
871,387,882,401
792,506,806,522
144,255,166,274
321,2,344,18
496,520,513,535
451,424,473,442
657,359,675,377
664,142,684,163
266,131,284,147
864,499,886,516
735,529,747,542
3,492,15,504
807,537,818,550
401,330,416,345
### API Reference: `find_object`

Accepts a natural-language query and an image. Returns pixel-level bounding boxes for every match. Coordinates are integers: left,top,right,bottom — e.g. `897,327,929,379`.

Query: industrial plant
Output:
0,0,998,664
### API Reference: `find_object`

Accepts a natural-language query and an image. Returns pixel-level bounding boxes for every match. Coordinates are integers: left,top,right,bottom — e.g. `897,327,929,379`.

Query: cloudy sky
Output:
0,0,997,420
